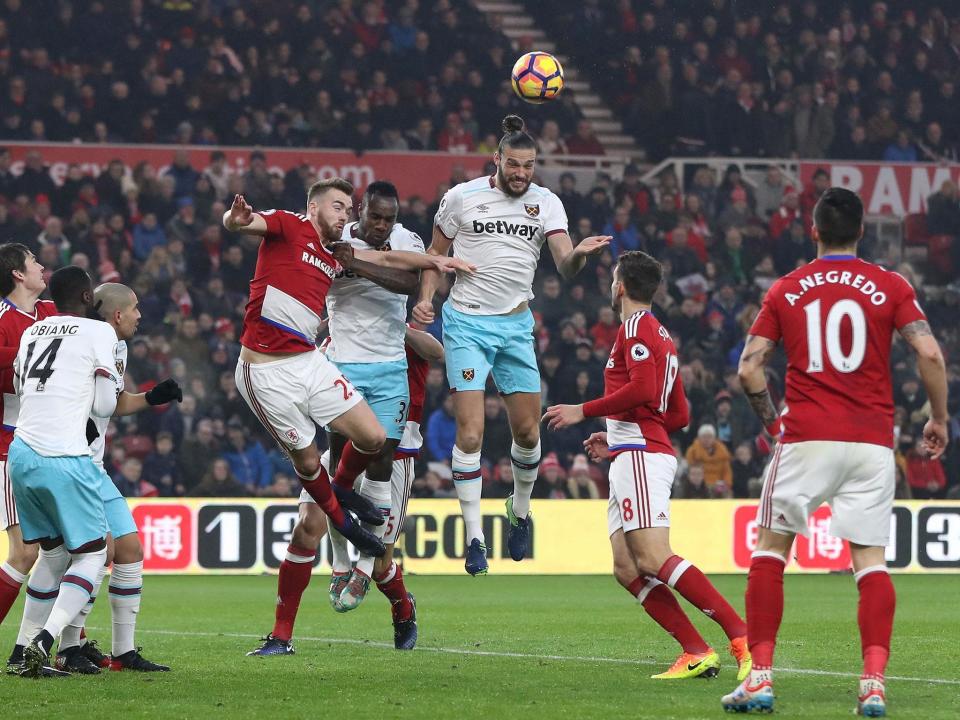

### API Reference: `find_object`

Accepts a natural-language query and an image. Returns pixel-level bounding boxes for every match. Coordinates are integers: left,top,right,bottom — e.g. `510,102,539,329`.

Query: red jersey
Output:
583,310,689,457
395,344,429,459
750,256,926,448
0,298,57,457
240,209,342,354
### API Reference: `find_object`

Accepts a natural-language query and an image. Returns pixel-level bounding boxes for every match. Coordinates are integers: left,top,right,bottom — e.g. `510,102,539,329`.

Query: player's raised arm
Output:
349,243,473,274
737,334,781,437
547,231,611,280
222,194,268,235
898,319,949,459
404,325,444,362
412,227,454,325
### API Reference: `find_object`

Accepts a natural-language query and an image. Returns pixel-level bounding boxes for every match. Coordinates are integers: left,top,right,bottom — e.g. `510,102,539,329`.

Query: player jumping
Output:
223,179,470,560
720,188,948,715
10,266,122,677
543,251,751,681
412,115,610,575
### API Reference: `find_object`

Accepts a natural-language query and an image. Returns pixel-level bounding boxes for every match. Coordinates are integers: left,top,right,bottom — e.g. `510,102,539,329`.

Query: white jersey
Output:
90,340,127,465
326,222,425,364
434,175,568,315
14,316,121,457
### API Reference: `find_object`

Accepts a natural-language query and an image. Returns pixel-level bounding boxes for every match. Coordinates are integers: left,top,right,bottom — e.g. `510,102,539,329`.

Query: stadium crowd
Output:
0,0,956,501
533,0,960,162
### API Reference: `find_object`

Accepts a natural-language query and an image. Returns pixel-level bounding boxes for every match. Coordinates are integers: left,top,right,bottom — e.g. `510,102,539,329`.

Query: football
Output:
511,51,565,104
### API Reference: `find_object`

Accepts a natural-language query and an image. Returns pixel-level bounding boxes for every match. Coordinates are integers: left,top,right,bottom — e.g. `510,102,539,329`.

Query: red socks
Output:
272,544,316,641
333,442,377,490
375,562,413,622
857,569,895,679
0,564,25,626
744,554,786,669
627,576,710,654
297,466,345,526
657,555,748,641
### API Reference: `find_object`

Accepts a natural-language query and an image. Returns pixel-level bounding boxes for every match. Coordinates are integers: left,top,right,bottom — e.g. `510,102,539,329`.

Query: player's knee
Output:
293,512,326,549
612,561,635,589
512,423,540,448
114,534,143,564
293,454,320,478
456,430,483,454
8,540,39,573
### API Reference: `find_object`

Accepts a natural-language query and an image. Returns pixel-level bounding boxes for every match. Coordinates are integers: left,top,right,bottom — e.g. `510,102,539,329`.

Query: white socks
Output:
17,545,70,646
60,563,108,650
354,477,390,578
452,446,483,544
43,547,107,643
108,561,142,656
510,440,541,519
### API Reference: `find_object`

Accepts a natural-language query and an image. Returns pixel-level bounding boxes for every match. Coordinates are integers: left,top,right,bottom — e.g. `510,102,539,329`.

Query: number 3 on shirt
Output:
803,299,866,373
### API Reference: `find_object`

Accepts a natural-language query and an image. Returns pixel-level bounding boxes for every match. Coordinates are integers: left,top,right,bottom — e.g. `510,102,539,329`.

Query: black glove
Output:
145,378,183,406
86,418,100,445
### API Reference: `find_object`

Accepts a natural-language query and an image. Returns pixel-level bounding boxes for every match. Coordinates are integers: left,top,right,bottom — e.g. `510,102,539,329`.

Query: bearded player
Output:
721,188,948,715
223,180,469,559
412,115,610,575
543,251,751,681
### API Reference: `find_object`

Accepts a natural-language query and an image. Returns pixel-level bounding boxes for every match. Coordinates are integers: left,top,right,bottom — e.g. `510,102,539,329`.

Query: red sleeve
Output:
892,274,927,330
749,282,782,342
257,209,288,241
663,371,690,432
583,328,658,417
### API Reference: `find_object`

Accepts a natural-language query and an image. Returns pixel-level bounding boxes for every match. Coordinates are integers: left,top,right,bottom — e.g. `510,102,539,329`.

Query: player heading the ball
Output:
413,115,611,575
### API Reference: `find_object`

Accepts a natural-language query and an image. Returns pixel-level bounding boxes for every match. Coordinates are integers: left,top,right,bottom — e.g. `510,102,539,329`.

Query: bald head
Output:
95,282,141,340
95,282,136,317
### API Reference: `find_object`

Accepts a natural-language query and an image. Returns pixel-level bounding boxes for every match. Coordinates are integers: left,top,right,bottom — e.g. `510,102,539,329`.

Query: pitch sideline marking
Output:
93,627,960,687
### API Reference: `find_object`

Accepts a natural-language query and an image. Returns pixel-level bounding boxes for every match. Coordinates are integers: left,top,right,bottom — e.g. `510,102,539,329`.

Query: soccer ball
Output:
511,51,565,104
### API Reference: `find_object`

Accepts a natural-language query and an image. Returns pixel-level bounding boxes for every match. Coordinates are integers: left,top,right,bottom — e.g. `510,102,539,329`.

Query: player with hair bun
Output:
413,115,611,575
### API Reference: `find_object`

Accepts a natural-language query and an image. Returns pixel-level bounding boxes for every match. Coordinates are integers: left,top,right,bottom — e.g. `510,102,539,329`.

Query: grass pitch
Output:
1,574,956,719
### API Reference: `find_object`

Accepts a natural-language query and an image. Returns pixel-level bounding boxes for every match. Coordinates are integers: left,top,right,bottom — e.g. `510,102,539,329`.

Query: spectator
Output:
426,395,457,464
179,418,221,492
767,187,800,241
481,395,513,465
604,206,642,257
222,423,273,492
132,212,166,261
566,454,599,499
676,463,710,499
589,306,619,354
684,424,733,492
883,130,919,162
565,120,605,156
142,431,181,496
193,458,247,497
113,457,144,498
927,181,960,237
754,166,788,221
906,438,947,499
532,453,570,498
731,442,762,499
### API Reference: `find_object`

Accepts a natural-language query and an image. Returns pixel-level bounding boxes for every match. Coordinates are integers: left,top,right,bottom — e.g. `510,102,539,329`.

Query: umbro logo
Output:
476,204,489,214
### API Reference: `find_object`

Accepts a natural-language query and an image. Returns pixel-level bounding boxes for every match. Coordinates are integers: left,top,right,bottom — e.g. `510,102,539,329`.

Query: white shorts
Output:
236,350,362,452
298,450,416,546
0,459,17,530
758,441,895,547
607,450,677,535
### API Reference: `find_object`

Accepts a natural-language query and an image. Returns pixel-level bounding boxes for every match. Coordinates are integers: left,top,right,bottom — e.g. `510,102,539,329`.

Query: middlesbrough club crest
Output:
462,368,475,382
523,204,540,218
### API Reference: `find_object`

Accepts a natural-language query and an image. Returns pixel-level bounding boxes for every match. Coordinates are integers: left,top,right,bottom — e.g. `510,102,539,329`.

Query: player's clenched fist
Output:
330,242,354,269
412,300,435,325
145,378,183,406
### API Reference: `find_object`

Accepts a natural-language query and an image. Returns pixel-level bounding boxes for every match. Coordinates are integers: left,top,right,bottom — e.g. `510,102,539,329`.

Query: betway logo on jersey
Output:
301,251,337,279
472,219,538,238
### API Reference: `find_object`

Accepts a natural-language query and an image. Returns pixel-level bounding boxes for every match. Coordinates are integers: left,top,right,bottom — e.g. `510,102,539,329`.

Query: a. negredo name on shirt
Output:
783,270,889,307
